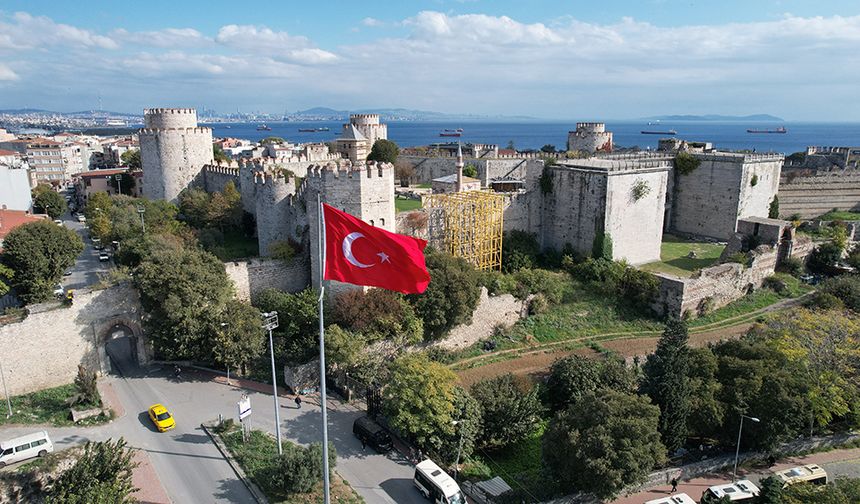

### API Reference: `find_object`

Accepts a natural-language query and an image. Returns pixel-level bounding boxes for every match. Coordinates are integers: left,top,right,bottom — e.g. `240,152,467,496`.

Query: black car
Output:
352,416,393,453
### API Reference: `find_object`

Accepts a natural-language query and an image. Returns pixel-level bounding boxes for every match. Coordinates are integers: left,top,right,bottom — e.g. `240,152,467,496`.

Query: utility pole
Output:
261,311,283,455
0,358,11,417
733,414,760,482
137,206,145,233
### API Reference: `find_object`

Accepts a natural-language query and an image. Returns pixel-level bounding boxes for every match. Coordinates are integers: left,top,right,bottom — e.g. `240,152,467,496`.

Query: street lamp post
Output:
0,358,11,418
452,419,465,481
732,414,760,482
137,206,145,233
261,311,283,455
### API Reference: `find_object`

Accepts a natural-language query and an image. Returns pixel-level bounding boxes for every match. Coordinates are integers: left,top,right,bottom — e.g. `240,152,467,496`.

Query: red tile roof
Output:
0,149,19,156
0,210,48,242
79,168,128,178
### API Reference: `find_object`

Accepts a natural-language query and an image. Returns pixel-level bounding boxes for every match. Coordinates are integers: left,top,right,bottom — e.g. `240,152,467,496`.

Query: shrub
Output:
817,275,860,311
463,164,478,178
807,242,843,274
724,252,751,267
268,240,296,262
529,294,549,315
762,276,787,295
270,442,337,495
804,291,845,310
750,174,759,187
479,270,518,296
511,268,567,303
539,164,553,194
674,152,701,175
778,256,804,277
592,232,613,260
501,230,540,273
331,288,422,345
768,195,779,218
631,179,651,201
619,268,659,313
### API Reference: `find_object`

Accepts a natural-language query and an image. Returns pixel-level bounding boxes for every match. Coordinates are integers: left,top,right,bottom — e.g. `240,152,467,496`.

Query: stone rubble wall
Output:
224,258,311,301
778,170,860,218
433,287,528,350
0,284,146,396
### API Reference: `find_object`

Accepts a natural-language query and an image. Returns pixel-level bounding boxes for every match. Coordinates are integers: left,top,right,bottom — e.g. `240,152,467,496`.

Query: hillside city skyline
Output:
1,1,859,121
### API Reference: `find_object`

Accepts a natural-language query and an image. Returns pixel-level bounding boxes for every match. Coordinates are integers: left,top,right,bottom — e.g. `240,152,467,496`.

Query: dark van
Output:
353,416,393,453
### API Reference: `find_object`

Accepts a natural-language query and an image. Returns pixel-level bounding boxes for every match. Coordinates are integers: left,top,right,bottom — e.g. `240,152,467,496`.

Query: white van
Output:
775,464,828,487
414,459,467,504
701,480,760,503
645,493,696,504
0,431,54,467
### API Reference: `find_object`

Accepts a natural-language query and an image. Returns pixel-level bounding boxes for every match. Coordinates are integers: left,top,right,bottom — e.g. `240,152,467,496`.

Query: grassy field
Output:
819,210,860,221
395,196,423,213
640,234,725,277
220,428,364,504
0,383,110,427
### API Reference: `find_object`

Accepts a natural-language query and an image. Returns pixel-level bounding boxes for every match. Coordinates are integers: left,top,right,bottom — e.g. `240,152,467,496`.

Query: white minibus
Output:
645,493,696,504
775,464,828,487
0,431,54,467
414,459,467,504
701,480,760,503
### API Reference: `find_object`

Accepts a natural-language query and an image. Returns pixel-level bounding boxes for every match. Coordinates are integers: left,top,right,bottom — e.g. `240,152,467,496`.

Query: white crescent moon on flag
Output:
342,232,374,268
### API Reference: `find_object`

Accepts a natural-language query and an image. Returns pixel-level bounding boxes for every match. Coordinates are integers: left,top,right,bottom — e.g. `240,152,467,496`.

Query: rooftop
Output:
338,123,367,142
433,174,480,184
78,168,129,178
0,210,48,243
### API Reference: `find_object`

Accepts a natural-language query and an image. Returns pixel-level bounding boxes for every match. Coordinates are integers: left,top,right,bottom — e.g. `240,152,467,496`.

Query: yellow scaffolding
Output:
425,190,504,271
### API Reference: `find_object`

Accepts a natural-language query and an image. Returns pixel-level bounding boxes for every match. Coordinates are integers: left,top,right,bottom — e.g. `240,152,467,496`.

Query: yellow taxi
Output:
147,404,175,432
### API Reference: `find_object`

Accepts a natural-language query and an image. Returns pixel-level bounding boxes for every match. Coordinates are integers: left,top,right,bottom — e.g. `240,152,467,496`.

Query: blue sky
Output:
1,1,859,120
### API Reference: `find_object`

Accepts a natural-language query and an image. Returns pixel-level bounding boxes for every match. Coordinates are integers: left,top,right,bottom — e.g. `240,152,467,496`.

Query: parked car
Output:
99,252,110,262
53,219,63,226
148,404,175,432
77,215,86,223
352,416,393,452
0,431,54,468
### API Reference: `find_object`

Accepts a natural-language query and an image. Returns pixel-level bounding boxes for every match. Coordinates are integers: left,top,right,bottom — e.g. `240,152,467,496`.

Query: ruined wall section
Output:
737,157,783,221
778,171,860,218
140,108,213,203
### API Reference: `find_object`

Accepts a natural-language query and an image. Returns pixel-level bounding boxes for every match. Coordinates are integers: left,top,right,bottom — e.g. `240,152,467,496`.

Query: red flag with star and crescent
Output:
323,203,431,294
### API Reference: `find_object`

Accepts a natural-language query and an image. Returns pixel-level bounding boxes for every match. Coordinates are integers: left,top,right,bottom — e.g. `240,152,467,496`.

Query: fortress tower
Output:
140,108,214,202
567,122,613,153
346,114,387,149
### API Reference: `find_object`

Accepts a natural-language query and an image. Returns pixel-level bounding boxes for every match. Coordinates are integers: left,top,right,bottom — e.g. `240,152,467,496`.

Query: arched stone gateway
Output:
98,320,148,375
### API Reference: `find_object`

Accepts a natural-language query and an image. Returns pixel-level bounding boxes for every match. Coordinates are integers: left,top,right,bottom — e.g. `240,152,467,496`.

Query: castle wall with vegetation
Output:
223,257,311,301
778,170,860,218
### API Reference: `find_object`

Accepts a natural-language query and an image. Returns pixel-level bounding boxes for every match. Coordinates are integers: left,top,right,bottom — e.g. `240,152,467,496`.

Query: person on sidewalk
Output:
670,477,678,493
294,396,302,409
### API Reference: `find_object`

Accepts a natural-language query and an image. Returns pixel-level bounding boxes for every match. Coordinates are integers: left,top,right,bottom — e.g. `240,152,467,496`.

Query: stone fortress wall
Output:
140,108,214,203
778,170,860,219
224,257,311,301
348,113,388,148
567,122,613,152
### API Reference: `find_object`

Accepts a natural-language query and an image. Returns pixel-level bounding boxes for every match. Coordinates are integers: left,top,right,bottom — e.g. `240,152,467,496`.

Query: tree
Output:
808,242,844,274
501,230,539,273
757,309,860,435
394,159,414,186
253,288,320,365
540,144,557,153
686,347,723,440
212,299,265,376
817,275,860,311
383,353,457,451
135,246,234,360
463,164,478,178
178,187,212,229
84,192,114,220
260,136,285,144
120,149,141,169
367,139,400,164
641,318,692,454
506,140,515,150
0,264,13,297
330,288,422,346
436,387,482,465
546,354,637,412
2,220,83,303
756,475,785,504
70,365,100,407
33,187,67,219
269,442,337,495
542,389,666,499
324,325,366,370
471,374,543,448
407,251,480,340
768,195,780,219
47,438,138,503
213,144,230,163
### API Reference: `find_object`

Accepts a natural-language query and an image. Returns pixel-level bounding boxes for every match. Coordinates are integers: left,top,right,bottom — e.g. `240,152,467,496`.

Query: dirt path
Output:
455,295,807,387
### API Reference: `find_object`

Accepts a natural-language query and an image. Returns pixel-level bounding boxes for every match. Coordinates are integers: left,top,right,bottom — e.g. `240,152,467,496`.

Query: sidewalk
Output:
130,449,172,504
612,446,860,503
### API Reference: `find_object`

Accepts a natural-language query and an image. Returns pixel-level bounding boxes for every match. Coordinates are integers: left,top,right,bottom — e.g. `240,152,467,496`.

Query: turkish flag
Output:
323,204,431,294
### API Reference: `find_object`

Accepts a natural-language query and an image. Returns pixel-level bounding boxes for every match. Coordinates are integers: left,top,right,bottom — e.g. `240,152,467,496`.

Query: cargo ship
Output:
747,126,787,134
439,128,463,137
641,129,676,135
256,124,272,131
298,128,317,132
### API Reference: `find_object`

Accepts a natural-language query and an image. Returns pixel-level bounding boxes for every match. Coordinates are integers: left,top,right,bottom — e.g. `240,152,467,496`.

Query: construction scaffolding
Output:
425,191,504,271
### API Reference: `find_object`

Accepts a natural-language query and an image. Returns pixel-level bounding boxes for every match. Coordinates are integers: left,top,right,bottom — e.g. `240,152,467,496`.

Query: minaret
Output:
455,142,464,193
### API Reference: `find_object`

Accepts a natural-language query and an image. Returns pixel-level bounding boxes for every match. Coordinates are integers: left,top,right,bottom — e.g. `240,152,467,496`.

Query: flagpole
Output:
317,193,331,504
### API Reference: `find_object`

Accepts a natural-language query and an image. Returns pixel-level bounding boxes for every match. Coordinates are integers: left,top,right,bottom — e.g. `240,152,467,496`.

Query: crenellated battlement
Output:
202,163,240,177
139,127,212,134
144,108,196,115
349,113,381,124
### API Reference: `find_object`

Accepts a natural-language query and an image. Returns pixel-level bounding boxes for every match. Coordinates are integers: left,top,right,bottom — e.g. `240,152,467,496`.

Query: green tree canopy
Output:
686,347,724,440
641,318,692,454
324,324,366,371
213,144,230,163
542,389,666,499
470,373,543,448
330,288,423,347
407,251,480,340
135,246,234,360
33,187,67,219
212,299,265,375
2,220,83,303
47,438,138,503
0,263,13,297
120,149,141,169
435,386,482,465
253,288,320,365
383,353,458,451
367,139,400,164
462,164,478,178
545,354,636,412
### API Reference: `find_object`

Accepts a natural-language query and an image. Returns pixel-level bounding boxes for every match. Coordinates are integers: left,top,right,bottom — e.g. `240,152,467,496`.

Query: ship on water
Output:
641,129,677,135
256,124,272,131
439,128,463,137
747,126,787,134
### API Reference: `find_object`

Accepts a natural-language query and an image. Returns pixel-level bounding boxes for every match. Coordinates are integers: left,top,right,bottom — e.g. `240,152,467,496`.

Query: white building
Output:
0,165,34,211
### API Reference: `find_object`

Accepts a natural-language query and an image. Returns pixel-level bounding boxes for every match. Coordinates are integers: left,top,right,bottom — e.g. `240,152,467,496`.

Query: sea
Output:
200,120,860,155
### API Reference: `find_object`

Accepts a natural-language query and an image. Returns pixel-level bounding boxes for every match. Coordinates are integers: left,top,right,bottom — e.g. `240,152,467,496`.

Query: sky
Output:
1,0,859,121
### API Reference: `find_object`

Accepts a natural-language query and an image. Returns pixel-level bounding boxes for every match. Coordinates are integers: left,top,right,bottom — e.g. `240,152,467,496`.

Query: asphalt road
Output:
59,204,111,292
0,339,425,503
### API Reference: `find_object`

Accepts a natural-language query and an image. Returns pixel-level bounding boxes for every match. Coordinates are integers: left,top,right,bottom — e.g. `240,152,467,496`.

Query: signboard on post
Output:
238,395,251,420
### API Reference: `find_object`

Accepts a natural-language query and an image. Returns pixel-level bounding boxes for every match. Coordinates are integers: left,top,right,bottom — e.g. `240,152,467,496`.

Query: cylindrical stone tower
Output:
140,108,214,202
349,114,387,148
567,122,613,153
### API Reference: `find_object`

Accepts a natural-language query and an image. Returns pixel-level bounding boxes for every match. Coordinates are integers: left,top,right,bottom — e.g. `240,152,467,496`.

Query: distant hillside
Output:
291,107,537,122
643,114,784,122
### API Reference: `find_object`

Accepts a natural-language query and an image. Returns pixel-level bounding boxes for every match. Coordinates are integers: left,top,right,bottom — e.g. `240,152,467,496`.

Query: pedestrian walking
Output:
361,437,366,451
670,477,678,493
294,396,302,409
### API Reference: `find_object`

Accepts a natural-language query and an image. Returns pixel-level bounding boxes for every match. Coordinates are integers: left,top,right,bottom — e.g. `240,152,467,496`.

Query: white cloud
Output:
0,63,19,81
110,27,210,48
215,24,337,64
0,11,117,50
362,17,384,27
